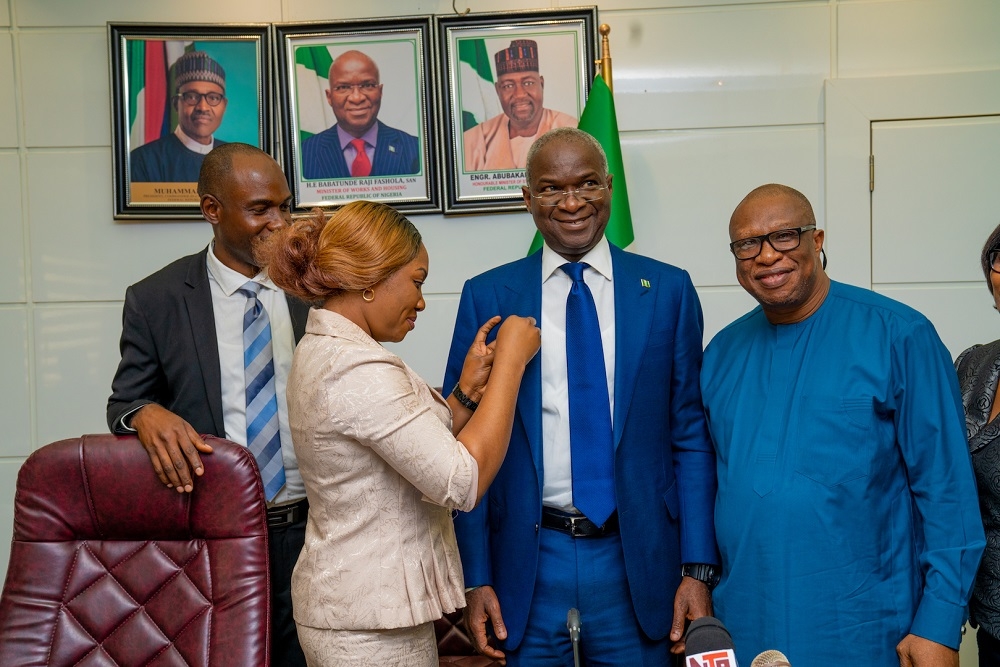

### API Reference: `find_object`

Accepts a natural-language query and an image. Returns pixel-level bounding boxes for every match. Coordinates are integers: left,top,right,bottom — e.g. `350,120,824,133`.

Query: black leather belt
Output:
541,507,618,538
267,498,308,528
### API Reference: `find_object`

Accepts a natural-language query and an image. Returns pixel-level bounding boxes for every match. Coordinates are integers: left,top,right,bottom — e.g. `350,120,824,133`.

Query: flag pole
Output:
596,24,613,93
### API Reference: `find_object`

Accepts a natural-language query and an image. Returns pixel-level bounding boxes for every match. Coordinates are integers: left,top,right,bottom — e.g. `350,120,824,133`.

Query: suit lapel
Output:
611,246,654,448
502,254,544,476
184,249,225,436
287,296,310,343
373,122,402,175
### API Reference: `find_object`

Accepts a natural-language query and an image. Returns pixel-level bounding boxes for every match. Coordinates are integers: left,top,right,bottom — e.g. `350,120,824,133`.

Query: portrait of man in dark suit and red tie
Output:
300,50,420,180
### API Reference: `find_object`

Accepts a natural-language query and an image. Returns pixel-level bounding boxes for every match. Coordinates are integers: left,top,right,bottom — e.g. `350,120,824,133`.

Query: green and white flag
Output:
457,38,501,132
529,74,634,254
294,46,336,144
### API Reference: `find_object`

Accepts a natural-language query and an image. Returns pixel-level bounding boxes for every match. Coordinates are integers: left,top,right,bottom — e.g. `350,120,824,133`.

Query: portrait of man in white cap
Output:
463,39,577,172
130,51,229,183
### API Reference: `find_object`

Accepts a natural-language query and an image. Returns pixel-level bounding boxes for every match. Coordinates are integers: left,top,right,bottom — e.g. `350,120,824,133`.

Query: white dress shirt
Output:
175,125,215,154
540,235,616,511
206,243,304,504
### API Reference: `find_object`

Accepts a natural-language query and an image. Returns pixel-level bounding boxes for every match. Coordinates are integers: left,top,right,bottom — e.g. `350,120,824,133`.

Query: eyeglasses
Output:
729,225,817,260
989,250,1000,274
331,82,380,96
529,185,607,207
176,91,225,107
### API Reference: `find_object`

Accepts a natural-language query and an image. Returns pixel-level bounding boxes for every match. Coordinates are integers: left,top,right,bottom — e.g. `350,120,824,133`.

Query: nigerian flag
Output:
458,38,501,132
294,46,337,144
528,74,634,254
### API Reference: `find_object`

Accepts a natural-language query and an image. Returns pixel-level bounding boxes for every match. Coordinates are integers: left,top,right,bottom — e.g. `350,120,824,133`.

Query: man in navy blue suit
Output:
443,127,719,666
300,50,420,180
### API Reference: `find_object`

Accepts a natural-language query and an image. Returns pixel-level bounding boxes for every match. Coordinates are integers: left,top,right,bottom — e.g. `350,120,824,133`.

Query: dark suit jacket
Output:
300,120,420,180
443,245,719,648
107,247,310,435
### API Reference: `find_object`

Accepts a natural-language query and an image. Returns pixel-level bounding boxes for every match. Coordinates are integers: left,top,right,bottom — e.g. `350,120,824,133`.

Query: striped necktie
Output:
238,280,286,502
562,262,616,526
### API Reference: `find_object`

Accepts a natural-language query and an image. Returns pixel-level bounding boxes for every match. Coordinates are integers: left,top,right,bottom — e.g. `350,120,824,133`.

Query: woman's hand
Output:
456,316,502,403
494,315,541,367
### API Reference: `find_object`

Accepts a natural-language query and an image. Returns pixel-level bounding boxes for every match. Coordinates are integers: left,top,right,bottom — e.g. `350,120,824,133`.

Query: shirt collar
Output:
337,123,379,151
541,235,613,283
205,241,278,296
174,125,214,154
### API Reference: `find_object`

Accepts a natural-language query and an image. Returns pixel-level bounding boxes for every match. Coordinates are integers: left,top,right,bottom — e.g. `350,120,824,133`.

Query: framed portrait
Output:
275,17,439,214
437,8,597,214
109,23,272,219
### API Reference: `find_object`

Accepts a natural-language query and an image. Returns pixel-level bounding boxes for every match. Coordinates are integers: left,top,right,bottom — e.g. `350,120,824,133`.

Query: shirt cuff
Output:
908,593,967,650
116,404,148,433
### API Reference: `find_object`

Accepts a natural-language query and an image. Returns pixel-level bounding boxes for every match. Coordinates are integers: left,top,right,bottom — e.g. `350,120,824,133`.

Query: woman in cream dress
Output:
257,201,539,666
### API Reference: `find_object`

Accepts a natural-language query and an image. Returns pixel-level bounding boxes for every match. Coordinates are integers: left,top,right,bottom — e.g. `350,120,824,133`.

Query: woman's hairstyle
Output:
981,222,1000,292
257,200,422,302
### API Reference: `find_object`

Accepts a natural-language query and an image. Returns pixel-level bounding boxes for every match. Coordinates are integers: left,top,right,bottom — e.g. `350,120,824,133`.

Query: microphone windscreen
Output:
750,650,790,667
684,616,735,654
566,608,580,630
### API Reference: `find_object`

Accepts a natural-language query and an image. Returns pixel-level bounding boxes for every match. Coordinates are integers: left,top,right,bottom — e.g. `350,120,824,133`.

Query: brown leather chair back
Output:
0,434,271,666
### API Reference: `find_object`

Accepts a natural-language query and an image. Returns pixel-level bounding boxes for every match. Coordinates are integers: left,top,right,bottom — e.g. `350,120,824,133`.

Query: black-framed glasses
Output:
989,250,1000,274
176,91,225,107
330,82,380,96
729,225,817,260
529,185,607,207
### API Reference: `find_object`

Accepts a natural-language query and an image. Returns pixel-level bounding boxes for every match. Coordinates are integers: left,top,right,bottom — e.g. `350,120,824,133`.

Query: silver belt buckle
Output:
567,515,588,537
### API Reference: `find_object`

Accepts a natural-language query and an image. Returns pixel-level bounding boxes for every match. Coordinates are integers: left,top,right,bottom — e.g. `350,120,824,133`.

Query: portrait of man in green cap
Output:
130,51,229,183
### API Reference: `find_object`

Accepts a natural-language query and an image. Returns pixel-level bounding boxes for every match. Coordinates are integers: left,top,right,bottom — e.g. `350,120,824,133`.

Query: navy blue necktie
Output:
562,262,616,526
238,280,286,502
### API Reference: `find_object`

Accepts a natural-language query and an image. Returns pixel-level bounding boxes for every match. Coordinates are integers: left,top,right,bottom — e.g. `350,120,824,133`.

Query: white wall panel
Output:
696,286,759,346
874,283,997,360
14,0,279,26
0,459,23,587
610,4,829,131
871,116,1000,285
287,0,547,21
20,30,108,147
34,304,123,446
0,152,25,303
621,125,824,289
0,32,17,147
586,0,798,8
0,308,31,457
839,0,1000,77
385,294,459,387
0,0,9,27
28,149,210,302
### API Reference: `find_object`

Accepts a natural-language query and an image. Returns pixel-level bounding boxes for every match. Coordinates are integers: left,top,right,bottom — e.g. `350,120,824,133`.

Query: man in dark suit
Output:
443,128,719,665
300,50,420,179
108,143,308,667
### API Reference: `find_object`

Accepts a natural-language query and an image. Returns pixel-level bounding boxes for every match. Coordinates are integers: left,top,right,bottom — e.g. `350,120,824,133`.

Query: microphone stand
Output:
566,608,581,667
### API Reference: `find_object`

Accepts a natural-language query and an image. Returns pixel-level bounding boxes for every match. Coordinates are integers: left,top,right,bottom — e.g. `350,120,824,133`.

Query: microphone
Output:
566,608,581,667
566,608,581,642
750,650,790,667
684,616,739,667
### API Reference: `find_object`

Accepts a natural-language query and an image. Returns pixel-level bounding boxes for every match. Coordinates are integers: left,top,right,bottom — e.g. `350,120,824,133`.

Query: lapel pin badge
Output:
640,278,651,288
389,145,396,153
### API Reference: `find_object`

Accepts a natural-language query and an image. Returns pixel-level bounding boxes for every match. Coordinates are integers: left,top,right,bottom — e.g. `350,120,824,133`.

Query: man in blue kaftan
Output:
701,183,984,666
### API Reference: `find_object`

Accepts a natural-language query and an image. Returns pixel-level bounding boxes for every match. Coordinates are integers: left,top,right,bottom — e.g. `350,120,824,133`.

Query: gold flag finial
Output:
596,23,613,93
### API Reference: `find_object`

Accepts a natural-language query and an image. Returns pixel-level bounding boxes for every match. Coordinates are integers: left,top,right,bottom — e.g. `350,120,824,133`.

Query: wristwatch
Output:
681,563,720,590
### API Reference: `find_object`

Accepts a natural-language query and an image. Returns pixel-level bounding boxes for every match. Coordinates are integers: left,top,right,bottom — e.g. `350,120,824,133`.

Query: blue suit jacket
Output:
300,120,420,180
443,245,719,648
